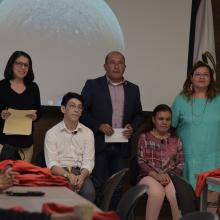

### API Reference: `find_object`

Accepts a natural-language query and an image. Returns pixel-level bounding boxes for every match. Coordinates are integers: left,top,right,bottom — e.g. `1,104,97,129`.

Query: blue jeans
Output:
92,143,128,210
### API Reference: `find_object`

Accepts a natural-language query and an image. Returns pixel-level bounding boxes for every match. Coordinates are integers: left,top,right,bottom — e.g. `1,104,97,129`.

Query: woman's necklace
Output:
151,129,170,142
191,97,208,125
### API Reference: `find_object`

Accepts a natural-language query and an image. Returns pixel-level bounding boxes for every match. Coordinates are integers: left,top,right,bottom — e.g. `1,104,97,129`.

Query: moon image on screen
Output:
0,0,125,105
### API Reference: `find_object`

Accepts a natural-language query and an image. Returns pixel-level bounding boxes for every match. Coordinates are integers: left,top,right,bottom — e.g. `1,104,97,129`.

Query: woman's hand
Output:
26,113,37,121
1,109,11,120
150,171,170,186
156,173,170,186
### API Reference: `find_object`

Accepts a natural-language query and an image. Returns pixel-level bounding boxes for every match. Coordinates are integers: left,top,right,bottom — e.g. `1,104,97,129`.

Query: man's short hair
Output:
61,92,84,107
105,51,125,64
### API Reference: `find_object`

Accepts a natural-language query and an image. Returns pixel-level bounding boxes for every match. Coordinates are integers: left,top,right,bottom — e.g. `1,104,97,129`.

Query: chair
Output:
129,155,140,185
116,185,148,220
180,211,219,220
35,150,46,167
99,168,129,211
169,174,199,215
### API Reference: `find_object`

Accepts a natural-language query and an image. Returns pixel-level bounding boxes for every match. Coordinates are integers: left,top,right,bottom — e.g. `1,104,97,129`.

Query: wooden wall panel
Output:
32,108,62,163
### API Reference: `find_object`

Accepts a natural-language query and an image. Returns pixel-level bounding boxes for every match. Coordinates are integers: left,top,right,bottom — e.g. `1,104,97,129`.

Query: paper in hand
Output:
3,108,36,135
105,128,128,143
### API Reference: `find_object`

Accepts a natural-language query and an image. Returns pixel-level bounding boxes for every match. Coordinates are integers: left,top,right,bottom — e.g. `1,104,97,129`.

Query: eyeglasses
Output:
67,104,83,111
193,72,210,78
14,61,29,69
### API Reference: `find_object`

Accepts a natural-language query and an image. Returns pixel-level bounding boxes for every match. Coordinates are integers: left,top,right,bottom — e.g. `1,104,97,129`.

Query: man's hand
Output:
0,167,19,191
99,124,114,136
68,173,78,191
123,124,133,139
75,175,85,192
74,169,89,192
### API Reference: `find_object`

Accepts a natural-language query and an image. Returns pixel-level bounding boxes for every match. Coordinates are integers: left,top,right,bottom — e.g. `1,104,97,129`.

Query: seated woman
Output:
137,104,184,220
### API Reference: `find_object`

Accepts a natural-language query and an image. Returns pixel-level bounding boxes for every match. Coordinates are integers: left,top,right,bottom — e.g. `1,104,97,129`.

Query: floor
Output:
134,199,172,220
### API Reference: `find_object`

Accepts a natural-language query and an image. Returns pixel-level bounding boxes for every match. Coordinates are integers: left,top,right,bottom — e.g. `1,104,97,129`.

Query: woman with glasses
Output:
171,61,220,212
137,104,184,220
0,51,41,162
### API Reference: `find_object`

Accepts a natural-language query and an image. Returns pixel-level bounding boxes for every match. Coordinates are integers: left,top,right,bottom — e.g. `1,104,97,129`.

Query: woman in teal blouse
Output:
171,61,220,212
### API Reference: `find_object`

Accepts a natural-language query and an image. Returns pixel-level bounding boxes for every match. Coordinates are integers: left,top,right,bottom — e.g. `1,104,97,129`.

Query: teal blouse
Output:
171,94,220,189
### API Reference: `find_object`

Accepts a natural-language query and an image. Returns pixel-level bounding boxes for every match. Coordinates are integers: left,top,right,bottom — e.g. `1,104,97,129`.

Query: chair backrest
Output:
180,211,219,220
169,174,199,215
99,168,129,211
35,150,46,167
116,185,148,220
129,155,140,185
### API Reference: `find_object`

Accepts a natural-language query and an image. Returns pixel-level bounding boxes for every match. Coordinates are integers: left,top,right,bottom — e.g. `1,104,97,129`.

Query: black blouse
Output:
0,79,41,148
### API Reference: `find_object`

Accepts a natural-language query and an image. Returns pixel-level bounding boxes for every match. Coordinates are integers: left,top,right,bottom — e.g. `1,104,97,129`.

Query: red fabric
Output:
0,160,69,187
42,203,121,220
195,167,220,197
9,206,25,212
1,161,120,219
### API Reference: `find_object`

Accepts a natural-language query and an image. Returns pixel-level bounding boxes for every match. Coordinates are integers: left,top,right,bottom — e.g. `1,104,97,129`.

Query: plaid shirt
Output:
137,132,184,178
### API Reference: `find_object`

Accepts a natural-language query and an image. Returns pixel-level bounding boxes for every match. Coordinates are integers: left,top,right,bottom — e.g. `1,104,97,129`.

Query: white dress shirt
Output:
44,121,94,173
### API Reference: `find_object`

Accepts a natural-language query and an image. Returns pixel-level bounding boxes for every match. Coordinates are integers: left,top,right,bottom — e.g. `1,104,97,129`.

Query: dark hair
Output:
152,104,171,117
105,51,125,64
181,61,218,100
138,104,176,137
61,92,84,107
4,51,34,84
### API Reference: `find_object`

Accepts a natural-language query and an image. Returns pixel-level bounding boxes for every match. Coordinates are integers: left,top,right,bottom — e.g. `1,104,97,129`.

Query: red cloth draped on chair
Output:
195,167,220,197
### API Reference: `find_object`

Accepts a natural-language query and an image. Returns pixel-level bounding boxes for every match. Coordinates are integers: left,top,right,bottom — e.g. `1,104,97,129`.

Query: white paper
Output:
105,128,128,143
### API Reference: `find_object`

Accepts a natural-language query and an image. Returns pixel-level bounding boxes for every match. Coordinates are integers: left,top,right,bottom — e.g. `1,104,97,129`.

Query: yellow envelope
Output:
3,108,36,135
